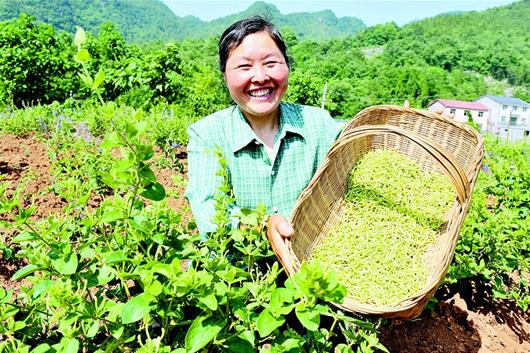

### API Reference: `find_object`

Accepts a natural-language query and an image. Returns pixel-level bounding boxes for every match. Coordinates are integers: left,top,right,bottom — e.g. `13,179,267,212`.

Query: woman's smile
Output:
248,87,274,98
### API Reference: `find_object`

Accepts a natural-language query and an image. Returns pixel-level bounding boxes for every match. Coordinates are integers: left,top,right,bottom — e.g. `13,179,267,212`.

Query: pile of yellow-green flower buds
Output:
310,149,454,306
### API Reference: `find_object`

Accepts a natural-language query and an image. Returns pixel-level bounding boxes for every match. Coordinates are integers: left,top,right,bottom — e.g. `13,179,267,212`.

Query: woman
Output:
185,16,341,273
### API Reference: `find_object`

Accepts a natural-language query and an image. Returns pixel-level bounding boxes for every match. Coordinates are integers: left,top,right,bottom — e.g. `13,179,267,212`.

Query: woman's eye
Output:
238,64,251,69
265,61,277,67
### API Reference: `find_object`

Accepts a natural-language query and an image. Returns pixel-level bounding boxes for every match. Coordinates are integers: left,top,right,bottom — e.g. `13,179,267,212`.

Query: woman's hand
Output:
266,214,295,275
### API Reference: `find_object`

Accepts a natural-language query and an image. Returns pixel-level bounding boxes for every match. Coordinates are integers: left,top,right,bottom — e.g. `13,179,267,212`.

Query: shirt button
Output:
254,140,260,145
271,170,275,176
272,207,279,213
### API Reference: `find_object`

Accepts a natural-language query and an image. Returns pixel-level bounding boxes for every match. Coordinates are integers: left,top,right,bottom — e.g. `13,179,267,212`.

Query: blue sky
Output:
161,0,516,26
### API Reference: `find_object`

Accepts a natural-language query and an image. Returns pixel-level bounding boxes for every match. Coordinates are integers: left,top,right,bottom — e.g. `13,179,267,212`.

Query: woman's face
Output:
224,31,289,122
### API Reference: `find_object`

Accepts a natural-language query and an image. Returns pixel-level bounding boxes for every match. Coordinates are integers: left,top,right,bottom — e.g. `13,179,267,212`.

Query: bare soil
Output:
1,134,529,352
379,284,530,353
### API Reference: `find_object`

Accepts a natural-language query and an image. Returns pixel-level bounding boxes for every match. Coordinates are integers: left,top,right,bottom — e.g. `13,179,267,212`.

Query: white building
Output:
474,95,530,142
427,99,490,130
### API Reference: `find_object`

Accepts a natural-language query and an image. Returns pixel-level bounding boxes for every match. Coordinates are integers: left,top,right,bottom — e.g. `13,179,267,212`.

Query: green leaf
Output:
238,330,255,347
101,131,122,149
139,166,157,183
17,205,35,222
124,122,140,139
12,264,42,280
64,338,79,353
96,265,115,285
334,344,354,353
73,27,86,48
279,338,303,352
78,72,93,87
101,209,124,223
134,109,144,122
224,337,254,353
121,293,154,324
140,182,166,201
75,49,91,64
12,320,25,331
110,324,124,339
32,280,53,300
106,301,123,322
198,293,218,311
256,309,285,338
138,144,155,161
269,288,295,316
0,288,12,302
56,338,79,353
92,69,106,90
11,231,35,243
135,121,148,135
145,280,163,296
151,263,172,278
31,343,51,353
239,208,259,227
214,281,228,297
79,246,96,259
52,253,78,275
185,316,226,353
86,320,100,338
103,250,128,264
295,304,320,331
130,215,152,233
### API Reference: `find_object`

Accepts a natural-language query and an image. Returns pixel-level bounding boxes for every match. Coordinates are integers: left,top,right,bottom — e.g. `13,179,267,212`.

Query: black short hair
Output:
219,15,289,72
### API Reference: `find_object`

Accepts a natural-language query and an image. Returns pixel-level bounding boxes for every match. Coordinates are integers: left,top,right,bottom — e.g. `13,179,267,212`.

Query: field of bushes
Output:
1,6,530,352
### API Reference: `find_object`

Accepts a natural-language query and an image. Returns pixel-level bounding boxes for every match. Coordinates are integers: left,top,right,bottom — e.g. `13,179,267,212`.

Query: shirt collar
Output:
230,102,306,153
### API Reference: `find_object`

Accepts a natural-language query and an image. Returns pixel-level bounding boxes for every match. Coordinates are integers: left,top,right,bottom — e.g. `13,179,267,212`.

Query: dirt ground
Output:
1,134,529,352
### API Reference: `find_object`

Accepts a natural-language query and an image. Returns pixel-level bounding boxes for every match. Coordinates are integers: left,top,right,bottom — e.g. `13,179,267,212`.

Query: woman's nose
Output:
251,65,269,82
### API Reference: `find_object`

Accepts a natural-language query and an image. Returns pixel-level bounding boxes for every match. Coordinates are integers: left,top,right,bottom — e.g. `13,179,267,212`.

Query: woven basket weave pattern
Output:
287,106,484,319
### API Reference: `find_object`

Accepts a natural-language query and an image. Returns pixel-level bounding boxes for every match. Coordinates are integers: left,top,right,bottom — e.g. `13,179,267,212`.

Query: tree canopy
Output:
0,1,528,113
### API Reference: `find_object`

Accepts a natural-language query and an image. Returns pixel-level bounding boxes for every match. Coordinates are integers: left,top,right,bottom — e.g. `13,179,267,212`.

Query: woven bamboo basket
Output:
285,105,484,319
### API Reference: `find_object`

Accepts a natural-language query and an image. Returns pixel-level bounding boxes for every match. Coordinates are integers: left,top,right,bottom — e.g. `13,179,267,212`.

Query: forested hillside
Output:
0,0,188,43
386,1,529,86
0,1,528,118
0,0,365,43
284,0,530,117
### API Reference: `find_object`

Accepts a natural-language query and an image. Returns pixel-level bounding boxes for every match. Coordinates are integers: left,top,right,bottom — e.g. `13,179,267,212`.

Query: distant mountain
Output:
0,0,366,43
191,1,366,41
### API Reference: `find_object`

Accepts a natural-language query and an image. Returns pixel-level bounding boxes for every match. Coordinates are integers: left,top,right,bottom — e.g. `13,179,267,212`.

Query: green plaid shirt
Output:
185,102,341,234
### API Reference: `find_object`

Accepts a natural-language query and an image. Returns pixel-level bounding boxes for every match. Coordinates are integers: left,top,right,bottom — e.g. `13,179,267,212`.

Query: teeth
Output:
249,88,272,97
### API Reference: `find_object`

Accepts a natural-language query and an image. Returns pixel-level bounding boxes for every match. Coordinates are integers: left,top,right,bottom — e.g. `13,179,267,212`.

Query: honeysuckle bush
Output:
0,113,386,353
448,134,530,310
0,30,388,353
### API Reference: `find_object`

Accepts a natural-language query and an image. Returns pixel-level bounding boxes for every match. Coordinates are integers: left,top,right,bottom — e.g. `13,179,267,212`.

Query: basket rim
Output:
341,105,484,146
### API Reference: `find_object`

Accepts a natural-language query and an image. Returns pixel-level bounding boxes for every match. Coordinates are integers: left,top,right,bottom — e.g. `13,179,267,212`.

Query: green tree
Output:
0,14,78,106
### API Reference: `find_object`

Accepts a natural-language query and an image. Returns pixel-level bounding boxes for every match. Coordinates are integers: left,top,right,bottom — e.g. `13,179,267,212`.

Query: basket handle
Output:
326,124,470,204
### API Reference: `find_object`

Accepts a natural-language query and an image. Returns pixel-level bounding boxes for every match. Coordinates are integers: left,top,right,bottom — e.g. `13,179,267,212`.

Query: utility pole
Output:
321,82,328,109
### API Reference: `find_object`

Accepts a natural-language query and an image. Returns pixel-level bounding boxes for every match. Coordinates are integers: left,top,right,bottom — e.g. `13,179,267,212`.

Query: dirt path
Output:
1,134,529,352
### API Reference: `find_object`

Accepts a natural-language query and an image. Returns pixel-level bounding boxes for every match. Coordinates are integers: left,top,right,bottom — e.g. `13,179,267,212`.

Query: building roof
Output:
477,95,529,106
428,99,489,111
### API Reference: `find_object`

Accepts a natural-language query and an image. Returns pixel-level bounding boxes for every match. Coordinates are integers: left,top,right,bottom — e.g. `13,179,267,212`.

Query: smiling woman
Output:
223,31,289,137
185,16,341,269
